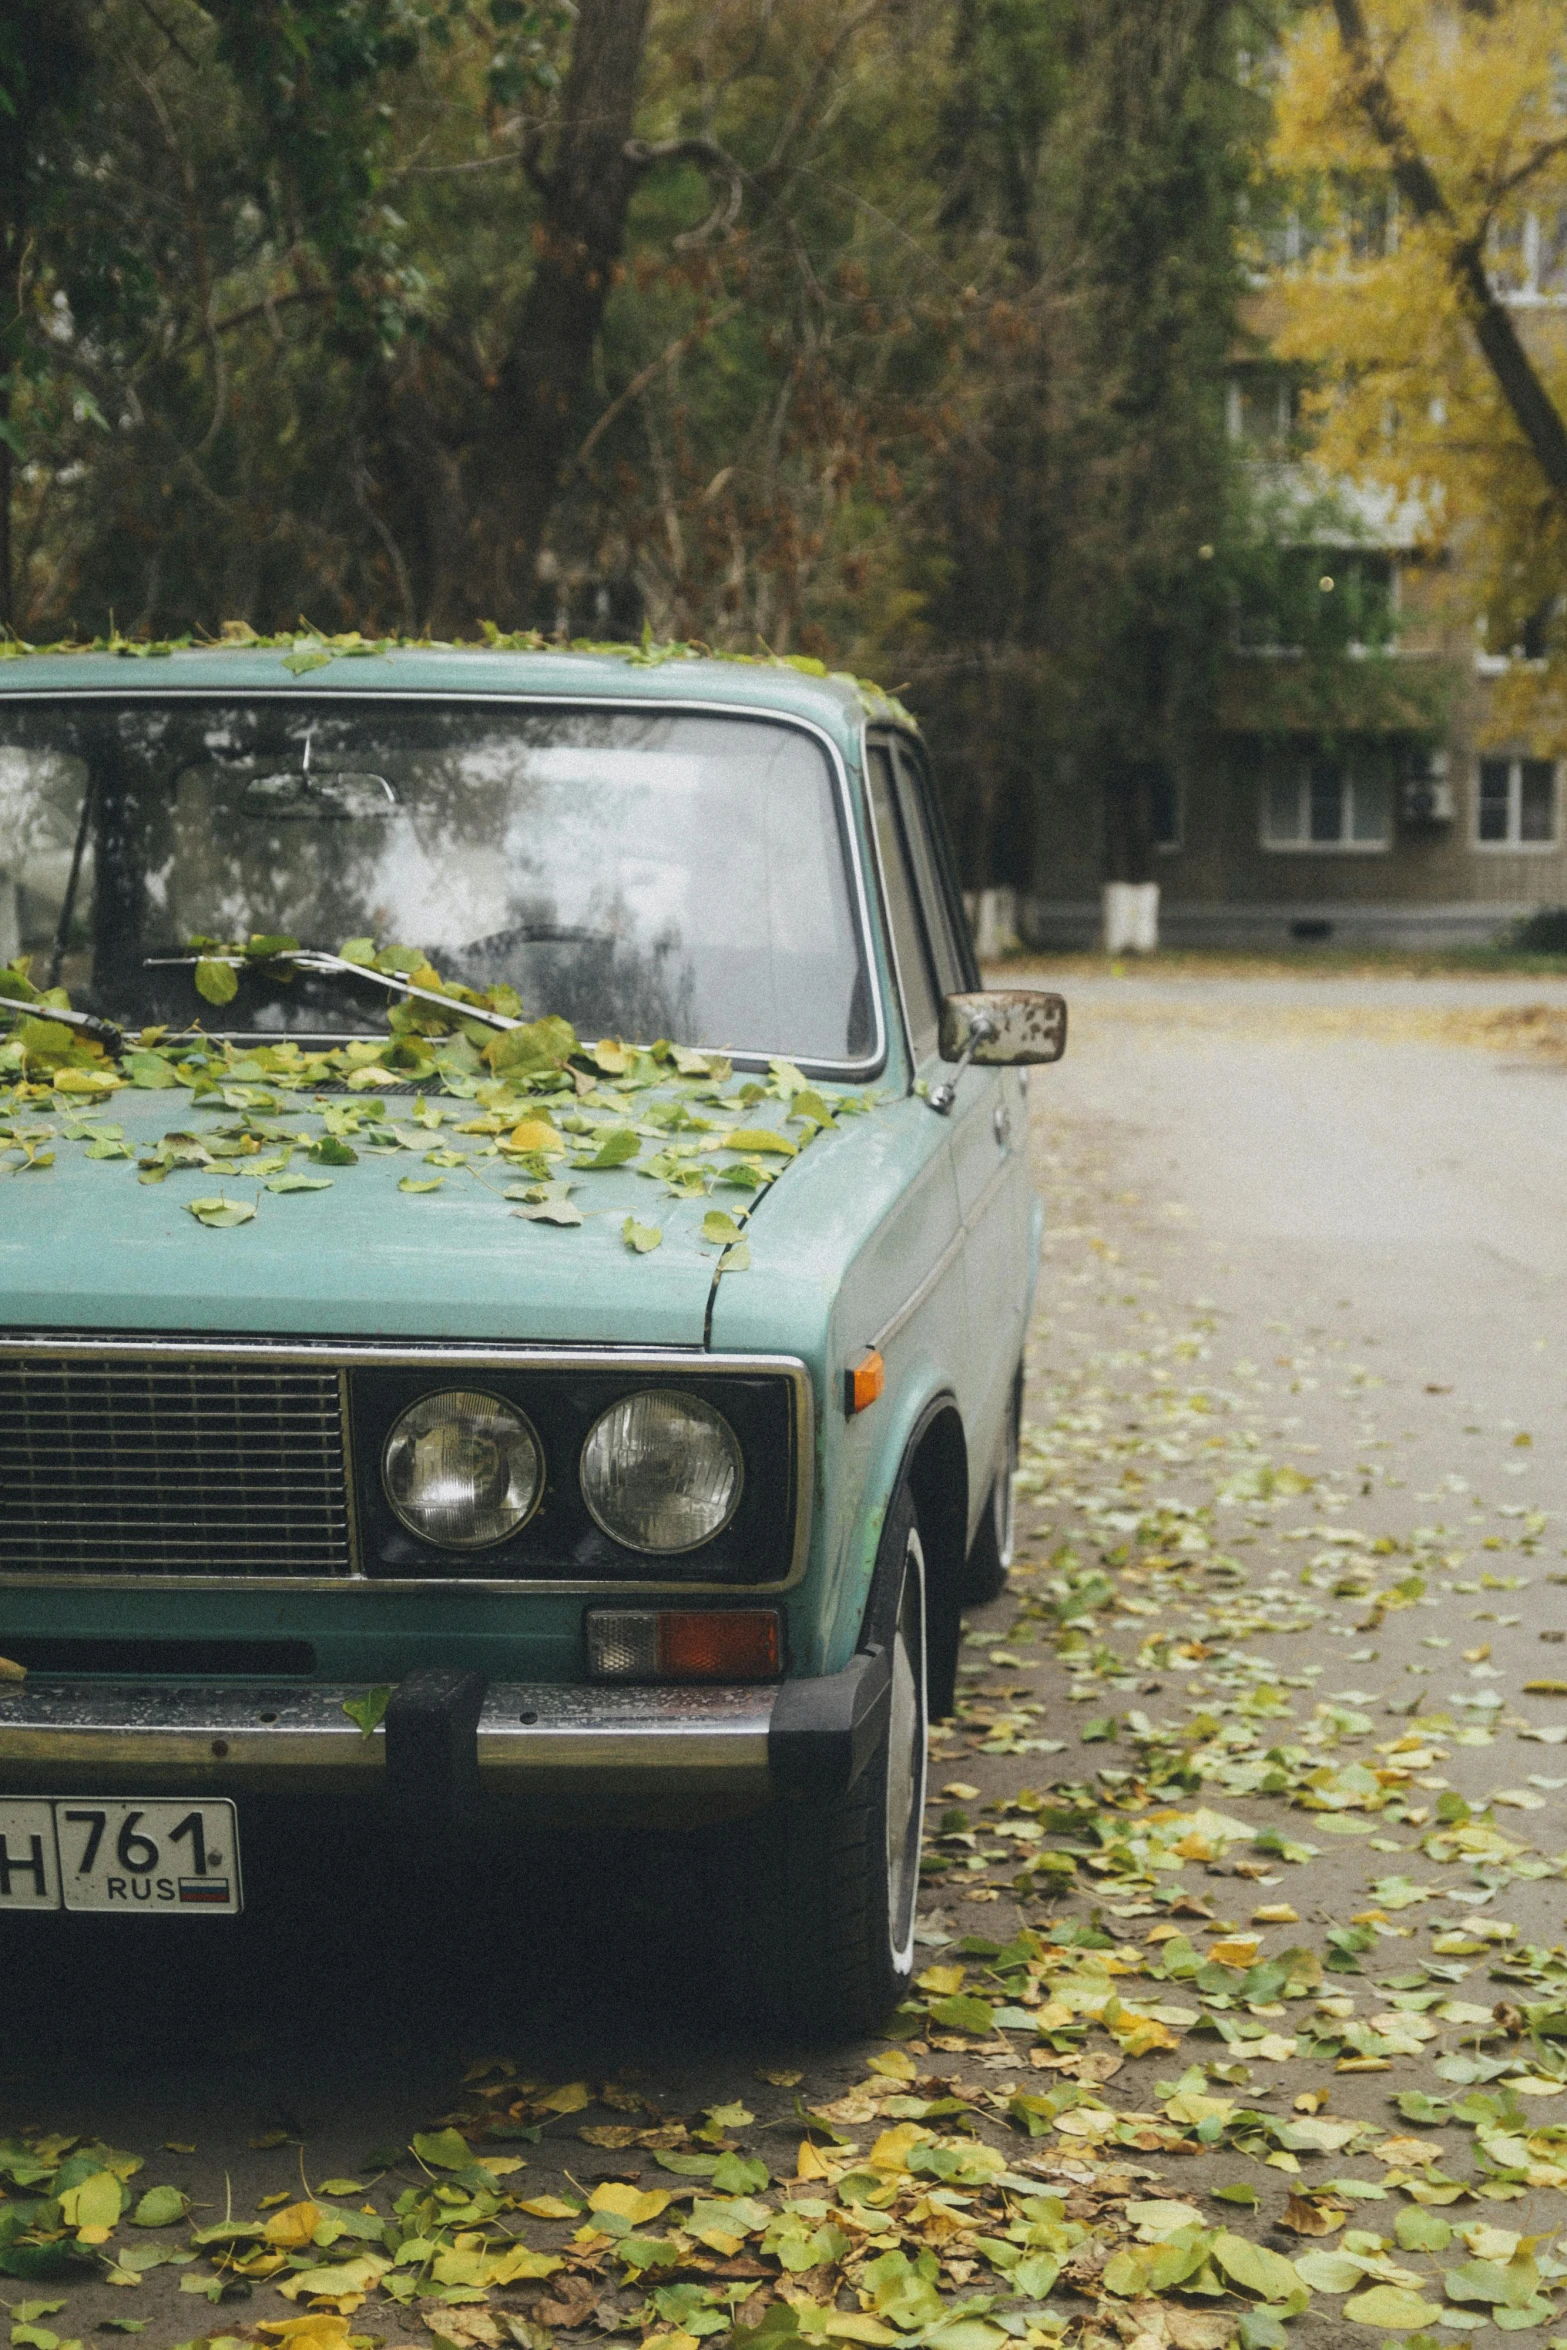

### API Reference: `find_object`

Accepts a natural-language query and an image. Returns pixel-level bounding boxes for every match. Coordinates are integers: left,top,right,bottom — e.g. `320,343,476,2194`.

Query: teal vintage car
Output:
0,642,1064,2032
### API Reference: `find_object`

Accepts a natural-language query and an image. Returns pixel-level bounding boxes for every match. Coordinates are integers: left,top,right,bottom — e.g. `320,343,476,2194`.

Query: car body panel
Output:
0,645,1046,1823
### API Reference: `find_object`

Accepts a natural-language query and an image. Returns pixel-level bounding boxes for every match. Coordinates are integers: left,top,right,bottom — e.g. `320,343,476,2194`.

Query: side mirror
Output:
938,989,1067,1067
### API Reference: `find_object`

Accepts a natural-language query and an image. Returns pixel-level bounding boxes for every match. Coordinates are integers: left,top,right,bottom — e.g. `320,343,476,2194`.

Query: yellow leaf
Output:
865,2051,918,2081
1206,1937,1261,1968
263,2201,323,2248
723,1128,797,1155
589,2182,670,2225
518,2196,580,2219
538,2080,592,2114
867,2124,931,2174
276,2256,389,2302
916,1964,966,1995
506,1121,564,1154
797,2141,835,2180
60,2172,123,2233
258,2318,354,2350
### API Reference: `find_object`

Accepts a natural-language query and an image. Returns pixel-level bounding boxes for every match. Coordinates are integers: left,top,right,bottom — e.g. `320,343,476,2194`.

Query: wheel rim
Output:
884,1530,928,1969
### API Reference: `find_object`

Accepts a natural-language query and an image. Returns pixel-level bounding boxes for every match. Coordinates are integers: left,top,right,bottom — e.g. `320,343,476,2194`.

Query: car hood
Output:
0,1090,727,1346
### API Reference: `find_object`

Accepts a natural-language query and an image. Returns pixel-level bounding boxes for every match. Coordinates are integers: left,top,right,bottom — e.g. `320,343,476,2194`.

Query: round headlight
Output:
383,1389,543,1549
580,1390,743,1554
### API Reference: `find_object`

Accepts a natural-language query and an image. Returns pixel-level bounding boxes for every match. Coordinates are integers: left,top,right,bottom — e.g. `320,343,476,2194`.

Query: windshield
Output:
0,698,877,1069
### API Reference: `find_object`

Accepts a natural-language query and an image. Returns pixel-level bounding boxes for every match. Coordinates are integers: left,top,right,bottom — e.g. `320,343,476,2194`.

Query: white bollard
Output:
1102,881,1160,955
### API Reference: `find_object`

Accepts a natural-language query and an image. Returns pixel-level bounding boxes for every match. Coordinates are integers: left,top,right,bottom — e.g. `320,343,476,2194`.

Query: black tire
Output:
726,1484,928,2040
958,1368,1020,1606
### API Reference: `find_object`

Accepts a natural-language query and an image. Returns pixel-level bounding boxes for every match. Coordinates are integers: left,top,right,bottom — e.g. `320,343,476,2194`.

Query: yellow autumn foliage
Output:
1265,0,1567,742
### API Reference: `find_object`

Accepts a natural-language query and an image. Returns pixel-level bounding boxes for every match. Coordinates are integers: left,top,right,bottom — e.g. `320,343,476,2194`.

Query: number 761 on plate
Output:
0,1798,242,1914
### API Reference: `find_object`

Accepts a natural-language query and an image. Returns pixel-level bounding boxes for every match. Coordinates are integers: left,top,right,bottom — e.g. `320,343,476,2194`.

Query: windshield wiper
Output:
142,948,523,1034
0,992,124,1051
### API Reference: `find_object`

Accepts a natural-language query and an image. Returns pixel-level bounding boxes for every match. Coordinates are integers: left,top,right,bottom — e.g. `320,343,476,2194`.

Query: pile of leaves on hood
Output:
0,939,871,1249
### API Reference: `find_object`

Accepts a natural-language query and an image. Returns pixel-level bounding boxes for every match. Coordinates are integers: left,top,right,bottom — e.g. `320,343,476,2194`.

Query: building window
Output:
1476,757,1558,847
1262,757,1391,852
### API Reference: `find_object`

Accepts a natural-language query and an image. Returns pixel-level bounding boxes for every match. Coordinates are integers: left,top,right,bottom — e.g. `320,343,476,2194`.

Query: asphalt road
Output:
7,966,1567,2349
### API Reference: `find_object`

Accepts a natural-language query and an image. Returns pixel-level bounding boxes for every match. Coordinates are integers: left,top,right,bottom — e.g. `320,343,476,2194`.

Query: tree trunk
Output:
1331,0,1567,506
454,0,653,632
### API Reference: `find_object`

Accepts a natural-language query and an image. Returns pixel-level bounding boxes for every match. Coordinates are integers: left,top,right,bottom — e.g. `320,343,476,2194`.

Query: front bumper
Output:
0,1653,890,1830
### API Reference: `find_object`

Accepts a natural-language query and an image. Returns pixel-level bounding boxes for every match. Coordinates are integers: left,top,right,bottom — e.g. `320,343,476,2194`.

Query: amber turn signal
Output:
586,1607,783,1682
844,1349,885,1416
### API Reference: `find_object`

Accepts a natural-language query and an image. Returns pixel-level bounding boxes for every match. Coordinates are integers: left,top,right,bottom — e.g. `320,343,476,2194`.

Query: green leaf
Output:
1211,2234,1301,2303
513,1199,582,1225
575,1128,640,1169
1211,2184,1260,2208
265,1173,333,1193
411,2129,474,2172
123,1052,180,1089
130,2186,188,2228
1292,2252,1365,2294
926,1994,994,2036
1395,2209,1451,2251
701,1209,743,1245
718,1240,751,1273
1342,2287,1446,2328
622,1215,663,1253
11,2307,66,2324
399,1176,445,1194
281,647,332,676
339,937,377,966
709,2152,768,2194
193,958,238,1006
343,1687,392,1738
309,1137,358,1166
184,1196,256,1229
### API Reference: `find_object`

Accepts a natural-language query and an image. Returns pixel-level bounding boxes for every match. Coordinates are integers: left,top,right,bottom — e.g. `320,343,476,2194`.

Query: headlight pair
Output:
382,1386,744,1556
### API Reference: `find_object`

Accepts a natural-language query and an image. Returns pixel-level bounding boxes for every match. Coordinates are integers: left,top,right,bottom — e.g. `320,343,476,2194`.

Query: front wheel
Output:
724,1487,928,2039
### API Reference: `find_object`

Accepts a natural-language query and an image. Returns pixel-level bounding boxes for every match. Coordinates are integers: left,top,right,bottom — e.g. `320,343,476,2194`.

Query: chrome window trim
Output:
0,690,886,1082
860,724,921,1084
0,1333,814,1596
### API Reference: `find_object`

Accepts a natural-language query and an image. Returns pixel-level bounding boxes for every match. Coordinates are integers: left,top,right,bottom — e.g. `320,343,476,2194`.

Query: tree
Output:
1267,0,1567,694
901,0,1252,890
0,0,92,627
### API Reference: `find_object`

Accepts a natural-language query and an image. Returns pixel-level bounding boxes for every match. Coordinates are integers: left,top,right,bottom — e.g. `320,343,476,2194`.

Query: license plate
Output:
0,1799,242,1914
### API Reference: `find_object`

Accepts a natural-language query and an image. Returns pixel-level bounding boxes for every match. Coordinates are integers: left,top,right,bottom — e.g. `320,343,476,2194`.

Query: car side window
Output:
867,741,940,1060
889,740,969,1000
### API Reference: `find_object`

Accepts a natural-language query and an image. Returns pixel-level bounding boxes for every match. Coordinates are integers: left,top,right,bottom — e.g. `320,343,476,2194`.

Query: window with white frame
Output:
1476,757,1558,846
1262,757,1391,851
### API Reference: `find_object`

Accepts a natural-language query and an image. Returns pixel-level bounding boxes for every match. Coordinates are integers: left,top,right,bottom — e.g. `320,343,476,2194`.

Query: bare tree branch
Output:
1331,0,1567,503
624,134,745,245
575,299,742,467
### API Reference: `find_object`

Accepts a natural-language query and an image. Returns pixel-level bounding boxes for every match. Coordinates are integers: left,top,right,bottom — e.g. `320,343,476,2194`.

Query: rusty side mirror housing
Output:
938,988,1067,1067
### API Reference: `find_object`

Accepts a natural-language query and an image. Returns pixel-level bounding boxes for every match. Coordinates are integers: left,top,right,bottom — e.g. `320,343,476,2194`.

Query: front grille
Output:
0,1358,351,1577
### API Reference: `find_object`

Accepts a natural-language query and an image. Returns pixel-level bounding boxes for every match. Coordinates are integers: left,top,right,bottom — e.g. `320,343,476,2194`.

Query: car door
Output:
881,735,1030,1533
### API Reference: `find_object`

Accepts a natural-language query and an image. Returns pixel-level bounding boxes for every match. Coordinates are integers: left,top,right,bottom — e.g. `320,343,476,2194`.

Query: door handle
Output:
993,1103,1012,1148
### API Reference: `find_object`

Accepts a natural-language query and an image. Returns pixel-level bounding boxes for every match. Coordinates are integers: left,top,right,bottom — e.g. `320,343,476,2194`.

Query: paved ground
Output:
8,968,1567,2350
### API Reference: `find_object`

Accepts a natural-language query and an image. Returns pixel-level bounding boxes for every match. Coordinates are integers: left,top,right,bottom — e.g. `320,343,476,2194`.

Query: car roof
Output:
0,642,915,760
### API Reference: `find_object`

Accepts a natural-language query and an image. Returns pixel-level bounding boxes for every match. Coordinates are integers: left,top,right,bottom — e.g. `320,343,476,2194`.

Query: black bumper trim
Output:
767,1647,891,1799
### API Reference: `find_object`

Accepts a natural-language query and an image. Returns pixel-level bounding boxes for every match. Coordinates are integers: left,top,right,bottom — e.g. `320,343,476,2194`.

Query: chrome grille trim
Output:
0,1360,351,1578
